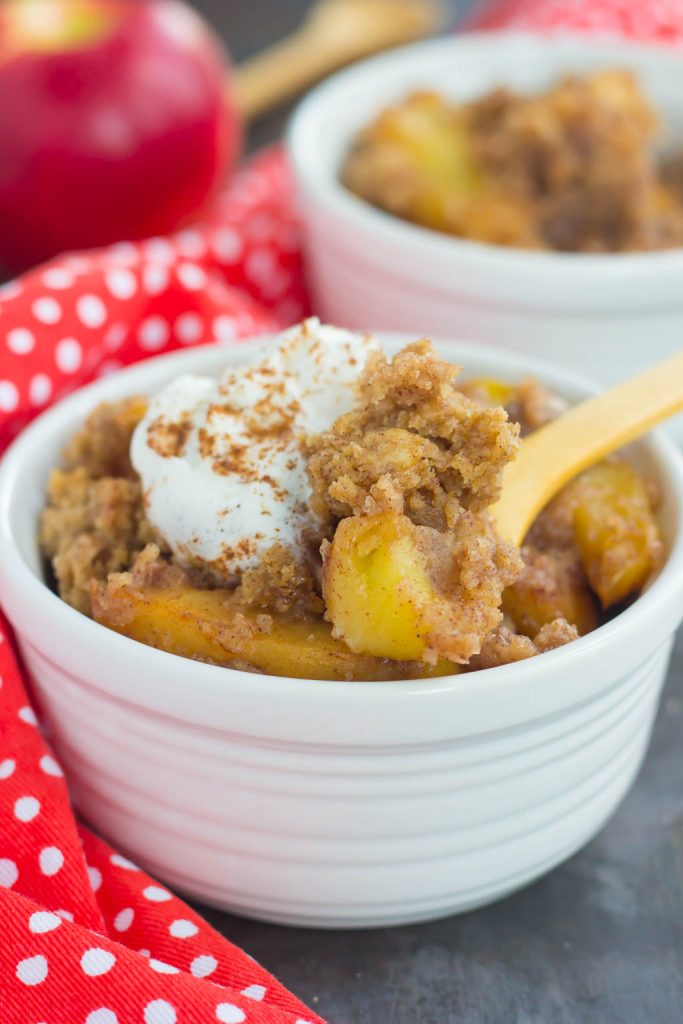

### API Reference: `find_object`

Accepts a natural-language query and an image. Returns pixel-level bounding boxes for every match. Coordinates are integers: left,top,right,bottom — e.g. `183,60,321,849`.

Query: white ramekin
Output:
288,32,683,438
1,336,683,929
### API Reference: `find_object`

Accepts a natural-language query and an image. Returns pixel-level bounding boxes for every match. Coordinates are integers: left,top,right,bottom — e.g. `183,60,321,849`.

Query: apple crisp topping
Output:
39,399,161,615
468,618,580,670
307,339,520,532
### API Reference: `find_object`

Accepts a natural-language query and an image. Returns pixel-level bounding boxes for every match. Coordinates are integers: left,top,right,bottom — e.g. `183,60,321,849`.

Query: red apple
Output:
0,0,241,275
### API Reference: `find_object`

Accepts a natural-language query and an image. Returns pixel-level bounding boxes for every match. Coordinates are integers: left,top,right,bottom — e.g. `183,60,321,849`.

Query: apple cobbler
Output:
40,321,663,681
342,70,683,252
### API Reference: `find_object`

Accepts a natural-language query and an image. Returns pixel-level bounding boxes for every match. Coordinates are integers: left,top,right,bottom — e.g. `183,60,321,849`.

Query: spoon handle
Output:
233,25,345,121
491,348,683,546
232,0,445,121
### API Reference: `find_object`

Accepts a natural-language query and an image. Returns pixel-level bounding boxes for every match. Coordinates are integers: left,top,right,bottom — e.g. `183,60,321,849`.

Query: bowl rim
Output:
2,332,683,713
287,30,683,284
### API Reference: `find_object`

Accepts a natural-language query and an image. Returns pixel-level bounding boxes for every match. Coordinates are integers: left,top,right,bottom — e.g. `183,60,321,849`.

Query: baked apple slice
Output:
322,511,520,664
92,579,454,682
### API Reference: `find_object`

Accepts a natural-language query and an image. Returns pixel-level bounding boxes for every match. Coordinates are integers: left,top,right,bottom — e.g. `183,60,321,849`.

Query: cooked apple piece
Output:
571,461,662,607
323,512,434,662
502,546,598,638
323,510,520,664
342,92,484,231
92,580,454,682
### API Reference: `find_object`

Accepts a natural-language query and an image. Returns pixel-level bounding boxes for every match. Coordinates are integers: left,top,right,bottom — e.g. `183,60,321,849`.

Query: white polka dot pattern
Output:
29,374,52,406
87,866,103,892
32,297,62,324
191,954,218,978
55,337,83,373
7,328,35,354
39,754,62,777
87,1011,119,1024
110,853,138,871
113,907,134,932
0,380,19,412
14,796,40,822
242,984,266,1001
29,911,62,933
142,263,169,295
0,859,19,887
39,846,64,876
16,954,48,985
143,885,172,902
169,919,198,938
475,0,683,39
138,316,169,351
144,1000,177,1024
216,1005,246,1023
149,958,180,974
81,948,117,977
105,269,137,300
76,294,108,329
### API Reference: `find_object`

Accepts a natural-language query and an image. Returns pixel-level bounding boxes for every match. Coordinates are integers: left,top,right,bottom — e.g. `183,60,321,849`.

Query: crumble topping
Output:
307,339,520,532
39,401,161,615
468,618,579,671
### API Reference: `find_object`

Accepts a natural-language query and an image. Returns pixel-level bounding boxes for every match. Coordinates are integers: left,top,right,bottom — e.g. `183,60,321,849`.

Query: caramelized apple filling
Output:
39,335,664,680
342,71,683,253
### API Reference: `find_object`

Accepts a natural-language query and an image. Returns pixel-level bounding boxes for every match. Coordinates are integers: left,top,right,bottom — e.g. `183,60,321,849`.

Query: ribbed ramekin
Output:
1,336,683,927
288,33,683,439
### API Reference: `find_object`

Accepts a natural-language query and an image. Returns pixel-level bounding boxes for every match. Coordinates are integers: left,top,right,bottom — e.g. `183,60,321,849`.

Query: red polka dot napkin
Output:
0,147,322,1023
0,611,323,1023
0,146,310,452
470,0,683,41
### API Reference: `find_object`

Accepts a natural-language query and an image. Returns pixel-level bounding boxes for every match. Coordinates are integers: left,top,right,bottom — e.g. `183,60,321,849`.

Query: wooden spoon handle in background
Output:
491,349,683,547
233,0,448,121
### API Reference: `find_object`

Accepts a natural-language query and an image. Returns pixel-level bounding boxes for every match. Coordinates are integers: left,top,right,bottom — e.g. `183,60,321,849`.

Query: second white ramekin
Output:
288,32,683,437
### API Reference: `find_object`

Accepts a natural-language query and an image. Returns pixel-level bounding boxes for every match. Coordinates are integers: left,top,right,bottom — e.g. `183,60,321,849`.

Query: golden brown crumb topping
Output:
39,399,161,615
307,340,519,532
61,396,147,479
468,618,579,670
233,542,324,618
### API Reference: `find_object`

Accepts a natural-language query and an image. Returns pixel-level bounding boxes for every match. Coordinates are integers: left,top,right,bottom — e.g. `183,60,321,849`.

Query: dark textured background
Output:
185,3,683,1021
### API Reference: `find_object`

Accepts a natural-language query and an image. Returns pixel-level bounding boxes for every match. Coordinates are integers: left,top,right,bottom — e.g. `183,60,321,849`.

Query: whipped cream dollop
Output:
131,319,379,582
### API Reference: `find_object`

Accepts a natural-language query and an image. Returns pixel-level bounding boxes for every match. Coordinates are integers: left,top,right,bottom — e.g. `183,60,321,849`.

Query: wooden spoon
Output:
233,0,448,121
491,349,683,547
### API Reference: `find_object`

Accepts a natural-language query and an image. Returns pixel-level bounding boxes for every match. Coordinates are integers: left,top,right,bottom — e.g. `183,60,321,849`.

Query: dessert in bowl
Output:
39,319,664,678
1,323,683,927
288,32,683,437
342,69,683,254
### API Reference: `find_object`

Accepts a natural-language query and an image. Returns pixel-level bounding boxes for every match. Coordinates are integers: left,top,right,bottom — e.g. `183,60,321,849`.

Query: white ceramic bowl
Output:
2,336,683,929
288,32,683,437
